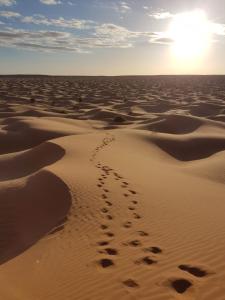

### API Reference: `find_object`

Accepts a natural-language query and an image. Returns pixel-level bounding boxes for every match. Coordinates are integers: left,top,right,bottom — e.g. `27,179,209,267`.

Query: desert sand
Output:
0,75,224,300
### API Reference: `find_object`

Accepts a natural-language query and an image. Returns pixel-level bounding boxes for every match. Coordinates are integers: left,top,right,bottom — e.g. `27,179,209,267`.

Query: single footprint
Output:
97,241,109,246
123,279,139,288
100,224,108,230
123,221,132,228
126,240,142,247
178,265,208,278
144,246,162,254
136,256,157,265
137,231,149,237
104,232,114,237
101,208,109,213
106,215,113,220
102,194,107,199
105,201,112,207
128,206,135,211
98,258,114,268
171,278,192,294
103,189,109,193
103,248,118,255
129,190,137,195
124,194,129,197
133,213,141,219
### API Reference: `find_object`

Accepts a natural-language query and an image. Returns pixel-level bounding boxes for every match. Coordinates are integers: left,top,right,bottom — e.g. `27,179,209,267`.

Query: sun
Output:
168,10,211,61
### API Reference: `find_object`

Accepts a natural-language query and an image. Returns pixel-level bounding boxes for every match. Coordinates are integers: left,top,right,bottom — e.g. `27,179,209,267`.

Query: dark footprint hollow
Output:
123,221,132,228
129,190,137,195
136,256,157,265
123,279,139,288
138,231,149,237
144,246,162,254
171,279,192,294
104,248,118,255
104,232,114,237
97,241,109,246
99,258,114,268
128,240,142,247
100,224,108,230
178,264,208,278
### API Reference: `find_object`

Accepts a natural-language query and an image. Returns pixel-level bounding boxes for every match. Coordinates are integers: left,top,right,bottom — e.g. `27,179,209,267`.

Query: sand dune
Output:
0,76,224,300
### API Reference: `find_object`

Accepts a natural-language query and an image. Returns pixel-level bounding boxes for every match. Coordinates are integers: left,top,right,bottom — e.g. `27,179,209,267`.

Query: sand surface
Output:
0,75,224,300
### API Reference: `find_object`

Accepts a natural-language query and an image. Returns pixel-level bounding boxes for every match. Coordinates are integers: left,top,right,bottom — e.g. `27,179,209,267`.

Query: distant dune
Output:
0,76,224,300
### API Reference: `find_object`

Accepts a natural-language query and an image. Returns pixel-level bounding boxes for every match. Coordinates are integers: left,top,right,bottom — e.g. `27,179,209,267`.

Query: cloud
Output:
0,10,20,17
0,28,80,52
211,23,225,36
40,0,61,5
150,36,174,44
148,12,173,19
0,0,16,6
21,15,96,29
120,1,131,13
0,23,160,53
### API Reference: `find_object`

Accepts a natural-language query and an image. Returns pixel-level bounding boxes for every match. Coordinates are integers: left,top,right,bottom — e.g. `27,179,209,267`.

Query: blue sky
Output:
0,0,225,75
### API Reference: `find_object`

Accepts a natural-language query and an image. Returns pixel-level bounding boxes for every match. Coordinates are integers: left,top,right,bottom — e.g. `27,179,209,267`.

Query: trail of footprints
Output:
90,135,211,295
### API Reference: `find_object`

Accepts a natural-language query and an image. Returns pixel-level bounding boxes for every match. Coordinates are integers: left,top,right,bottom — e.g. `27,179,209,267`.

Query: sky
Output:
0,0,225,75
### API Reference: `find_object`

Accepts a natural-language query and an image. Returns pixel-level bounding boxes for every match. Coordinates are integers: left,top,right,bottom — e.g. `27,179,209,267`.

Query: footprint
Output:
143,246,162,254
97,184,102,188
124,194,129,197
100,224,108,230
103,189,109,193
133,213,141,219
136,256,157,266
129,190,137,195
132,200,138,205
123,221,132,228
101,208,109,213
106,215,113,220
123,279,139,288
104,232,114,238
98,258,114,268
126,240,142,247
103,248,118,255
171,278,192,294
97,241,109,246
102,194,107,199
128,206,135,211
105,201,112,207
178,265,208,278
137,231,149,237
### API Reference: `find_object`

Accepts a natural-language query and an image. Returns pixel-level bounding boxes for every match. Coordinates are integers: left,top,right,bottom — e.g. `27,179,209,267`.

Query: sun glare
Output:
169,10,211,62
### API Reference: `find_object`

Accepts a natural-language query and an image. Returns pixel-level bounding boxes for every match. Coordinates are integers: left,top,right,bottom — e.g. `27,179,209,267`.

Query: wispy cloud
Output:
40,0,61,5
0,23,159,53
0,0,16,6
22,15,95,29
120,1,131,13
148,12,173,19
0,10,20,17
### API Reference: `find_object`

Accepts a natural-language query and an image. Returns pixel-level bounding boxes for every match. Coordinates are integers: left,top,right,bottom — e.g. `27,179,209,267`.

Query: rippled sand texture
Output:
0,75,224,300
